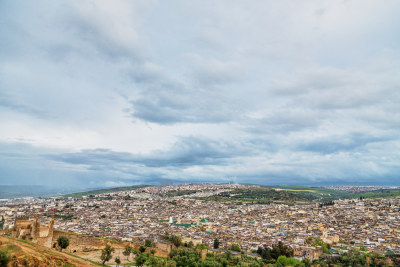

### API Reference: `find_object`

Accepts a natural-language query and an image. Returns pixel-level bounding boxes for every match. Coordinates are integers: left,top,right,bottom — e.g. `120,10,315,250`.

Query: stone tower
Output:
31,214,40,239
43,215,55,248
48,215,55,237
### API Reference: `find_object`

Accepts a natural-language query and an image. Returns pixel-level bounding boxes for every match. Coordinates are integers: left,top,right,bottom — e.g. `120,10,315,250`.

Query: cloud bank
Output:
1,0,399,188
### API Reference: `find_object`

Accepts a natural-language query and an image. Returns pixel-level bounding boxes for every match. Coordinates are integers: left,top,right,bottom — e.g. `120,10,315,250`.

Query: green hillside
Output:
271,185,400,201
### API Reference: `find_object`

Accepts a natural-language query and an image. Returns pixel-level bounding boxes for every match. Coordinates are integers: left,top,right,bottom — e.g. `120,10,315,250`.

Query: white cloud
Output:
1,0,400,186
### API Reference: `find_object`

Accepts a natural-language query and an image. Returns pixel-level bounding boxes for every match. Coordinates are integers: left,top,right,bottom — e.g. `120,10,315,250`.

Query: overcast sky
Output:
1,0,399,188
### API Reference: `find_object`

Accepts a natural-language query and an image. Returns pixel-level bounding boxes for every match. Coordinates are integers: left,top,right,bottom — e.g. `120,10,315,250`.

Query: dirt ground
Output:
0,235,98,266
75,247,137,265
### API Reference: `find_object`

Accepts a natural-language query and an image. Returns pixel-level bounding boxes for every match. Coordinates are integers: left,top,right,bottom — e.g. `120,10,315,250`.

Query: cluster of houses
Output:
1,184,399,261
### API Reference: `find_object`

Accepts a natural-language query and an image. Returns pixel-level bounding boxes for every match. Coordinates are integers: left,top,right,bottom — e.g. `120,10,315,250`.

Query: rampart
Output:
8,215,129,253
52,230,129,252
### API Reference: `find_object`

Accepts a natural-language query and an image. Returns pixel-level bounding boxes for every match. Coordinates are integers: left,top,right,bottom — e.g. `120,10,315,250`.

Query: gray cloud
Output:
296,132,393,154
48,136,246,169
1,0,400,187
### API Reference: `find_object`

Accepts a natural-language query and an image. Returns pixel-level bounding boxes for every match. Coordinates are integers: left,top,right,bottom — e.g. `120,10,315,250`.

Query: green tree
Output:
57,236,69,252
123,245,132,261
136,253,146,266
277,255,301,266
145,239,153,247
115,256,121,266
170,235,182,247
231,243,241,252
0,250,10,266
257,242,293,260
100,245,115,266
214,239,220,249
302,258,311,267
224,250,232,261
139,245,146,253
163,231,170,240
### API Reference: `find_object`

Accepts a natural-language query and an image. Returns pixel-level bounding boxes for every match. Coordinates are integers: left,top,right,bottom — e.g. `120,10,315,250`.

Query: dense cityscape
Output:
1,184,399,266
2,1,400,265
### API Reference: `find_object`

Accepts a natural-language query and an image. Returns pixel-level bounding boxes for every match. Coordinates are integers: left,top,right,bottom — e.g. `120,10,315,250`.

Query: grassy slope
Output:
271,185,400,201
197,187,313,203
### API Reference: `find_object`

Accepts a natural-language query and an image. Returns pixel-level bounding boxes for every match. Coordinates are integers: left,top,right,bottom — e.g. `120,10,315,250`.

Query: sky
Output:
1,0,399,188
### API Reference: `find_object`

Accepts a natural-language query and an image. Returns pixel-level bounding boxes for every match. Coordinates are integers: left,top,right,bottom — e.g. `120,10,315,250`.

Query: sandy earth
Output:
75,247,136,265
0,235,98,266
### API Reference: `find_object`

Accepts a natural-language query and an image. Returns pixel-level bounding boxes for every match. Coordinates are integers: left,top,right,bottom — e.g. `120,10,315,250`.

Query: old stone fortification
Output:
7,215,129,253
7,215,54,248
52,230,129,252
154,241,173,257
8,215,198,258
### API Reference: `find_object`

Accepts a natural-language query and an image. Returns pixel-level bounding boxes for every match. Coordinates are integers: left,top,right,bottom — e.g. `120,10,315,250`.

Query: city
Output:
2,0,400,266
1,184,399,266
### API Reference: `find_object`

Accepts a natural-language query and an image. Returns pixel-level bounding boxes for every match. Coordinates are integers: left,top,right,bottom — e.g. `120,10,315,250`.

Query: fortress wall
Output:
52,230,129,253
39,229,49,238
149,247,169,258
156,242,173,253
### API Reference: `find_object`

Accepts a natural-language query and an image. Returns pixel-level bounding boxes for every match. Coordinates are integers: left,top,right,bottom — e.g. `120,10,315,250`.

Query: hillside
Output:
271,185,400,201
63,184,150,198
61,184,400,203
0,235,99,266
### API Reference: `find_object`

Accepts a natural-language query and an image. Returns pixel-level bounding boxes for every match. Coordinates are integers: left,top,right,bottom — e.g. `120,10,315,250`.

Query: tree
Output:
170,235,182,247
302,258,312,267
163,231,170,240
0,250,10,266
257,242,293,260
100,245,115,266
145,239,153,247
136,253,146,266
115,256,121,266
231,243,241,252
57,236,69,252
213,239,220,249
277,255,301,266
224,250,232,261
123,245,132,261
139,245,146,253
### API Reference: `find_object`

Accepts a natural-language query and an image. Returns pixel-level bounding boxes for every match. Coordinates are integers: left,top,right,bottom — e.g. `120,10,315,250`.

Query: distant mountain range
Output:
0,185,93,199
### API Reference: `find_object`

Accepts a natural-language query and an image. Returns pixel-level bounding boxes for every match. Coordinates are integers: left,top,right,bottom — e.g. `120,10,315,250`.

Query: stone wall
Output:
52,230,129,253
156,242,173,254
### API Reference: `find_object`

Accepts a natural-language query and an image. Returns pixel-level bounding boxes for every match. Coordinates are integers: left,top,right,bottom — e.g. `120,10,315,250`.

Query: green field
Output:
197,187,314,204
271,185,400,202
277,188,317,193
